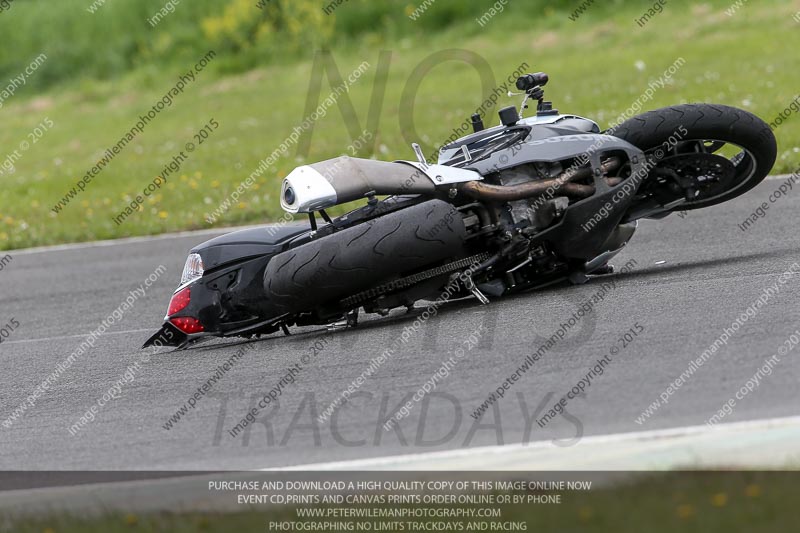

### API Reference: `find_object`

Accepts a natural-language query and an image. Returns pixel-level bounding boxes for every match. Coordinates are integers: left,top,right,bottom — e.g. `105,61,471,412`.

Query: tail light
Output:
167,287,191,315
167,287,205,334
170,317,205,334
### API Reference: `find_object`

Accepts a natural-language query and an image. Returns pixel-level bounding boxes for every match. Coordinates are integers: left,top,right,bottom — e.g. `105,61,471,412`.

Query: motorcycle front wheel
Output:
611,103,777,215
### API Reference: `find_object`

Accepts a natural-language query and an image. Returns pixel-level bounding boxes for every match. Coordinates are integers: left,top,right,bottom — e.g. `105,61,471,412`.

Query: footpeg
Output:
328,310,359,331
464,276,490,305
327,320,348,331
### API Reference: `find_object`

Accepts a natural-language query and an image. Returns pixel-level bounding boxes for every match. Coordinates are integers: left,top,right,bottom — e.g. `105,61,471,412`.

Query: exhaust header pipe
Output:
459,158,621,202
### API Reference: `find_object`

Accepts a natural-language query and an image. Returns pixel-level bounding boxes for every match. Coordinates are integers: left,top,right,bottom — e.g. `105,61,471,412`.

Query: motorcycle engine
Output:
496,162,570,231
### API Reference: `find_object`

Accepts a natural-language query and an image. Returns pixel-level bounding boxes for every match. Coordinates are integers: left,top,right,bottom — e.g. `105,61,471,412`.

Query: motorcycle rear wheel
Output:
262,200,468,316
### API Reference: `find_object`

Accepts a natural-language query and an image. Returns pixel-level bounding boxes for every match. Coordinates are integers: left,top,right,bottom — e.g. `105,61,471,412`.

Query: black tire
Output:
612,103,777,210
263,200,467,315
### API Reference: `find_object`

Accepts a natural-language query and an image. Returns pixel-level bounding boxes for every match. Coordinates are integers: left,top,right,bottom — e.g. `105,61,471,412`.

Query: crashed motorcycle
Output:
144,71,777,349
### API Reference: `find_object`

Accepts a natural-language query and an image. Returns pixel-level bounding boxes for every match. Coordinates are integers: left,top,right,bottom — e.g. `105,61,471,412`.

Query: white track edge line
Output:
0,328,155,346
264,414,800,471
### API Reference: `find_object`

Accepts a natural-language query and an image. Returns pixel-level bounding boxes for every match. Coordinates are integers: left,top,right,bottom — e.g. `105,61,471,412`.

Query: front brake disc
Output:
653,152,737,202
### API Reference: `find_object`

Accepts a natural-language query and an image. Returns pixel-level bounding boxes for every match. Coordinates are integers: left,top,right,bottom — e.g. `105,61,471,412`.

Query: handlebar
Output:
516,72,549,91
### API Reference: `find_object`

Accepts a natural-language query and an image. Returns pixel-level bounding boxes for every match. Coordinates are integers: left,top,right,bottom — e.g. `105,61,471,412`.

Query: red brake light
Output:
170,317,205,334
168,287,191,315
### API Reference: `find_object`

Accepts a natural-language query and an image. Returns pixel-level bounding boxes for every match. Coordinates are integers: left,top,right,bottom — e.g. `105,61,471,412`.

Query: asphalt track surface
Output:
1,176,799,471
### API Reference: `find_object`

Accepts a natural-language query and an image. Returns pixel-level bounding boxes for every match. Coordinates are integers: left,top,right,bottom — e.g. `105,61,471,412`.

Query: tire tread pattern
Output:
263,200,466,315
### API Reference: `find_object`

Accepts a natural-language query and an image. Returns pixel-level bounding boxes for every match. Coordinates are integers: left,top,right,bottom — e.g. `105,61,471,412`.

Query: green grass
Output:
1,0,799,250
5,471,796,532
0,0,629,90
